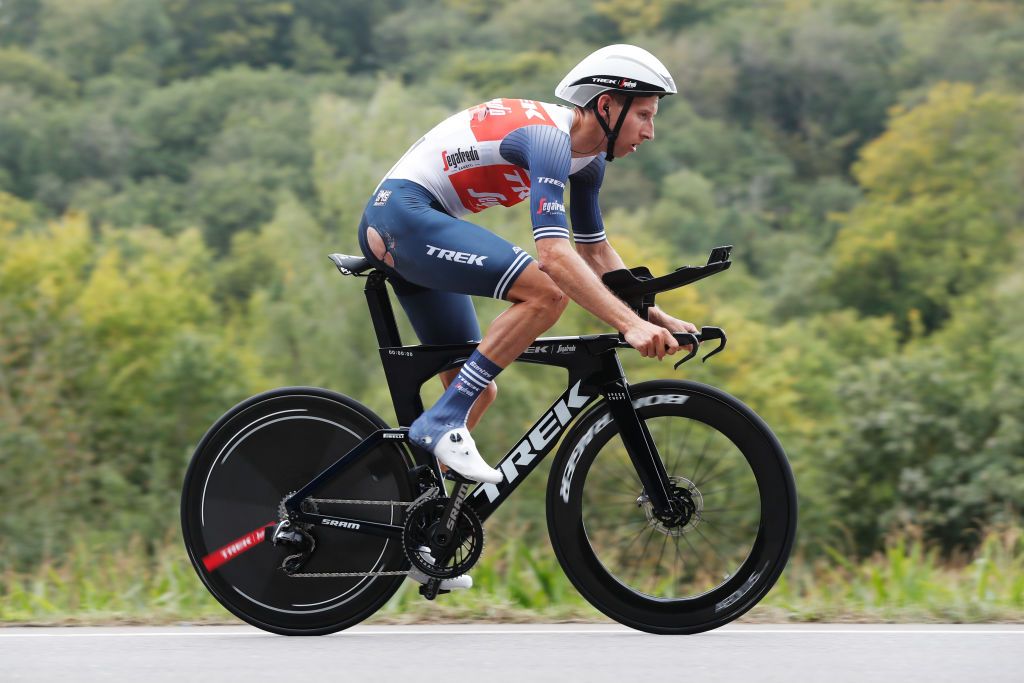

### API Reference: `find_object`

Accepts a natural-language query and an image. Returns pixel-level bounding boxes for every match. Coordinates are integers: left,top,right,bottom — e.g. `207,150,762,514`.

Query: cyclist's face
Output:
607,95,658,158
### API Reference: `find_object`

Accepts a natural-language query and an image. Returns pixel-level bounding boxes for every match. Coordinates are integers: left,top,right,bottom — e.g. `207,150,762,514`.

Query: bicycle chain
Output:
307,498,414,506
286,488,439,579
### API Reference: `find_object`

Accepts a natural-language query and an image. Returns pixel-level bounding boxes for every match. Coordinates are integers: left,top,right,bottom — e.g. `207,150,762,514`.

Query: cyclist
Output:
357,45,698,585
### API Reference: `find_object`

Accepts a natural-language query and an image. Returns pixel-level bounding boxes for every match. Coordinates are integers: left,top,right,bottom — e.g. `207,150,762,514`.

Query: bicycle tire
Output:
181,387,415,635
546,380,797,634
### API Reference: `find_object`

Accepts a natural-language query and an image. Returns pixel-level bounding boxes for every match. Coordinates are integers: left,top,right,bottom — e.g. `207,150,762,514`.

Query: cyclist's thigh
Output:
393,285,481,345
359,180,534,301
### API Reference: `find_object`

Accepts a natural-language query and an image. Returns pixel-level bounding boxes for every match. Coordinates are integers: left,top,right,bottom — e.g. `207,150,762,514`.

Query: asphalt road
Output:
1,623,1021,682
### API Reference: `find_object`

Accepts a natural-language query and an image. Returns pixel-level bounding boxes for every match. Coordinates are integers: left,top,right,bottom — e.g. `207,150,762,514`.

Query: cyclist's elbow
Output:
536,239,574,274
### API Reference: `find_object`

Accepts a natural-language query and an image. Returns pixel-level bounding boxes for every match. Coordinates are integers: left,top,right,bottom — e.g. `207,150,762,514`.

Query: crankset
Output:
402,492,484,580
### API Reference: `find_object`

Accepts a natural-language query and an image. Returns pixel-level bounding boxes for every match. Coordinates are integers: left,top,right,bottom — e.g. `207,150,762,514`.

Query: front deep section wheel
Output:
181,387,416,635
547,380,797,634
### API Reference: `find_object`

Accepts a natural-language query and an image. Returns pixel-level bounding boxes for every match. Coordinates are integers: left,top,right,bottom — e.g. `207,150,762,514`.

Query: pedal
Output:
418,578,448,601
443,470,474,484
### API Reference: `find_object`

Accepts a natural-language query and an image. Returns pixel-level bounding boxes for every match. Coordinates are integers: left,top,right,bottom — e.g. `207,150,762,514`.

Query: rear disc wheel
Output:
180,387,415,635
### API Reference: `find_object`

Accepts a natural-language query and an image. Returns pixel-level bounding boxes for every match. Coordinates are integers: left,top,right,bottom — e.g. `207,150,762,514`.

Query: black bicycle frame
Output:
284,270,675,537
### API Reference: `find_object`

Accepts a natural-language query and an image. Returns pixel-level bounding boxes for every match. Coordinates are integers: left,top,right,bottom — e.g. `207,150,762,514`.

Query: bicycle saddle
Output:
328,253,374,276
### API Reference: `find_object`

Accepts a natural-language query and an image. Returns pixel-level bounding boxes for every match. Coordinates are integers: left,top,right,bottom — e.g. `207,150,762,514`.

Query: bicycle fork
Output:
597,351,674,515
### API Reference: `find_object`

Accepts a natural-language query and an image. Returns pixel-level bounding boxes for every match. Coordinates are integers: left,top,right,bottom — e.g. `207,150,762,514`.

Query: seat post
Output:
364,271,403,348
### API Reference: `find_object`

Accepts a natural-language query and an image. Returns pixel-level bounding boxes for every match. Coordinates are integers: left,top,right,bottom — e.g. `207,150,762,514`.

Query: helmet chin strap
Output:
591,94,634,162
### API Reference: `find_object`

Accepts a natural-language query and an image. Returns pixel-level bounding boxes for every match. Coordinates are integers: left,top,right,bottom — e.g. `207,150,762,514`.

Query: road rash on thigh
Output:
366,226,396,267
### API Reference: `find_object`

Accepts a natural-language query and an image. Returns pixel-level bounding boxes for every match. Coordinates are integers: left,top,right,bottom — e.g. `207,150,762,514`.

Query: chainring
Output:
402,497,484,579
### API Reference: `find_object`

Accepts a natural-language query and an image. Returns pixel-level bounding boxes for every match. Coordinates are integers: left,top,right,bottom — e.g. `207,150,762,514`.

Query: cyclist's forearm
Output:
576,240,627,276
537,245,637,332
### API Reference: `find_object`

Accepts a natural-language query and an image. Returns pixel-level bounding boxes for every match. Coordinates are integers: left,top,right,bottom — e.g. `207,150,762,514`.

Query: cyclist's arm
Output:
576,239,627,276
499,125,676,356
534,240,678,359
574,241,692,333
536,238,636,332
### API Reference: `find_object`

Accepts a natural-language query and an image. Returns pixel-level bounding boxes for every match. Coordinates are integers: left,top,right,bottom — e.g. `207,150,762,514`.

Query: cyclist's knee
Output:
534,283,567,324
510,267,567,323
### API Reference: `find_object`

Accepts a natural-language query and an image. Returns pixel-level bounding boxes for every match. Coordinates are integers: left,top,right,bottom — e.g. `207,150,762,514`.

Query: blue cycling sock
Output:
409,349,503,449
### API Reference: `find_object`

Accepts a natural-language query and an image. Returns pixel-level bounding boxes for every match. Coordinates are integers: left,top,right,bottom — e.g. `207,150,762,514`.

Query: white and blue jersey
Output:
357,98,607,344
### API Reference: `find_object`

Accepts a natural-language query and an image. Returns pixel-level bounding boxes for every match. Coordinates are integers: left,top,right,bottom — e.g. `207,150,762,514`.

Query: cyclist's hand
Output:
655,314,699,353
623,320,679,360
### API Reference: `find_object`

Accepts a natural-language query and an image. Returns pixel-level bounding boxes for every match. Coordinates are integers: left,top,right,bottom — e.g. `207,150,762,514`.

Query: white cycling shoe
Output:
408,546,473,591
424,427,502,484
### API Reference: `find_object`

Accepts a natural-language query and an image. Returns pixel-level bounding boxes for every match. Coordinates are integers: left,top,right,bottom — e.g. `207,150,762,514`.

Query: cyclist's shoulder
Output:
458,97,574,139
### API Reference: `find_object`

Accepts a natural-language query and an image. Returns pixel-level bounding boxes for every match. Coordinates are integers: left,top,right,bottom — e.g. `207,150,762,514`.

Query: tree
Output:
35,0,177,82
0,213,257,564
829,83,1023,335
0,0,41,47
824,265,1024,555
0,47,75,98
161,0,293,79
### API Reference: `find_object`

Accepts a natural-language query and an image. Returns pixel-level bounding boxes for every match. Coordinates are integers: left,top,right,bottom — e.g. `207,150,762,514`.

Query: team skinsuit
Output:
357,97,607,346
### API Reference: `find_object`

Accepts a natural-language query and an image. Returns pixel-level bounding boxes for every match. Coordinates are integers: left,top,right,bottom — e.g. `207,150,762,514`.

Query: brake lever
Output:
672,333,700,369
672,327,728,369
698,326,727,363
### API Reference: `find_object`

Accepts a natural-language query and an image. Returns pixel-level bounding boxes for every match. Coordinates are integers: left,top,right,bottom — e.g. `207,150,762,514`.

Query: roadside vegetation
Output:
2,524,1022,625
1,0,1022,622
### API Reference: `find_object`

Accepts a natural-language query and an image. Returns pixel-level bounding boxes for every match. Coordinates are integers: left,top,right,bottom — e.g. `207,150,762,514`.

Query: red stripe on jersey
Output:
469,99,555,142
449,165,531,212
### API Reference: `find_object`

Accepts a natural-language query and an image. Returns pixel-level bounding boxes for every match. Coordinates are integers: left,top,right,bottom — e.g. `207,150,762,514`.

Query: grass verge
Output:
2,527,1022,626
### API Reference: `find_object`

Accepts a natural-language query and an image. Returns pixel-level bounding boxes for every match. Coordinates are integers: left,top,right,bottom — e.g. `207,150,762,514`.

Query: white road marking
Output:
0,627,1022,638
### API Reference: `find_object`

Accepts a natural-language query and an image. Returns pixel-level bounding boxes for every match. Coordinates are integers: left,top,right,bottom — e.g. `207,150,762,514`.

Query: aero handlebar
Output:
602,246,733,368
601,245,733,321
613,326,727,367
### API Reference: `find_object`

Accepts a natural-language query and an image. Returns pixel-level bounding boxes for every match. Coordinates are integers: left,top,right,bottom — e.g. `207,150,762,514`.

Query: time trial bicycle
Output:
180,245,797,635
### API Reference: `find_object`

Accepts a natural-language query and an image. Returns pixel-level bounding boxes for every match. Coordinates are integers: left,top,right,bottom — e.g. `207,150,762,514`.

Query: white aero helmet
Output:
556,44,677,106
555,44,676,161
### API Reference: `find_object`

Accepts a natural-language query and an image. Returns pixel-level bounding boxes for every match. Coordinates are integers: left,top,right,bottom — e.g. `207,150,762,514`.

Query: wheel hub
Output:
636,476,704,536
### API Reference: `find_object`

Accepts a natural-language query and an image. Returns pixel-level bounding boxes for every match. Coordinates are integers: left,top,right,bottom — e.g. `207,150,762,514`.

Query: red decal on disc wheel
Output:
202,522,277,572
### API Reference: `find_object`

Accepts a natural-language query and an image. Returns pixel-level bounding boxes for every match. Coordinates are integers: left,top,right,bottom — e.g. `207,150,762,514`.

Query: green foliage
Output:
768,526,1024,621
0,215,259,566
825,265,1024,555
830,83,1023,334
160,0,294,79
0,0,1023,607
311,83,448,232
0,0,43,48
2,525,1023,624
0,47,75,98
35,0,177,82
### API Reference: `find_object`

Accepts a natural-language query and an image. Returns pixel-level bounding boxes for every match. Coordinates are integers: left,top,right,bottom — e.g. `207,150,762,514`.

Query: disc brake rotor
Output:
637,476,704,537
